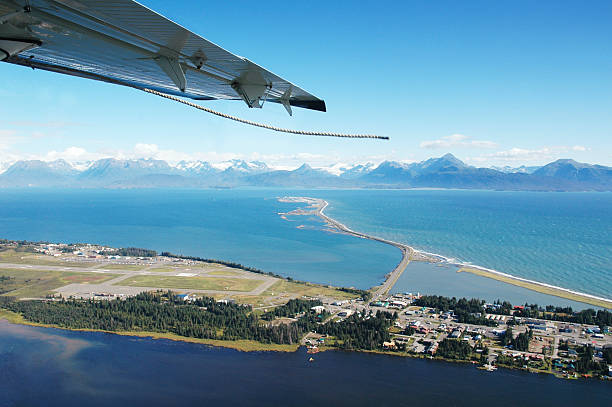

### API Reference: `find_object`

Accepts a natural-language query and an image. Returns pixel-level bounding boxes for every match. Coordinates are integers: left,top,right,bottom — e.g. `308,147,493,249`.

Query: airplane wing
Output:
0,0,326,115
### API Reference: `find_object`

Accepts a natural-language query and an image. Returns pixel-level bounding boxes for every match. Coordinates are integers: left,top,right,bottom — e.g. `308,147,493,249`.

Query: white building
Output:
311,305,325,313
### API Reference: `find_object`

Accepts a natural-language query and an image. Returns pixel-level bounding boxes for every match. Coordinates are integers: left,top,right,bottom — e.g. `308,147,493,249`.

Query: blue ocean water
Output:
319,190,612,299
0,188,609,302
0,189,399,289
1,321,610,406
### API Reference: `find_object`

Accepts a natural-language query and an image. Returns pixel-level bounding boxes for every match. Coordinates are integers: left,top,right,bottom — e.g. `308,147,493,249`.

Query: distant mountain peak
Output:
438,153,467,165
533,158,610,183
293,163,313,173
5,159,77,173
491,165,541,174
175,160,218,174
417,154,469,174
220,159,269,174
377,160,409,169
332,162,376,178
79,157,175,181
0,156,609,190
0,158,78,186
549,158,579,165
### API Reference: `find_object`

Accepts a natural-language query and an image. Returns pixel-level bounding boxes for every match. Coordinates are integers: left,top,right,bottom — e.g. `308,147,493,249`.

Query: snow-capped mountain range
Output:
0,157,376,178
0,154,610,191
491,165,541,174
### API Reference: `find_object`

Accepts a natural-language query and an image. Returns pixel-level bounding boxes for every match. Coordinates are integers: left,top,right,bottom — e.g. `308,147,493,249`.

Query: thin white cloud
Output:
0,130,22,151
468,145,591,165
44,147,104,162
133,143,160,158
420,134,497,149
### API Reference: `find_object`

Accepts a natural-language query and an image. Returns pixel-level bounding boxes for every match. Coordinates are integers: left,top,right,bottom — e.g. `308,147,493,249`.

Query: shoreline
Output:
278,196,415,300
0,309,299,353
280,196,612,310
458,267,612,309
316,199,413,300
0,314,588,381
1,309,499,363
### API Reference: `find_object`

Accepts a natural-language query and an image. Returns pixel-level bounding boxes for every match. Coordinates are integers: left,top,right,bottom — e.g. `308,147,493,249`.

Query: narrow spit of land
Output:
279,196,612,310
317,200,412,301
280,197,418,300
459,266,612,309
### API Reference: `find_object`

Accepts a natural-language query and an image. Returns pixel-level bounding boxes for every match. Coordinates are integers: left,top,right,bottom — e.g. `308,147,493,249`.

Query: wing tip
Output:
290,99,326,113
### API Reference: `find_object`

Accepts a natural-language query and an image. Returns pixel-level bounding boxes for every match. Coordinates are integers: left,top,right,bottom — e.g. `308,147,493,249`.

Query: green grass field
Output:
147,267,183,272
115,275,263,292
233,280,359,307
0,249,94,268
206,269,242,276
0,268,118,298
263,280,358,300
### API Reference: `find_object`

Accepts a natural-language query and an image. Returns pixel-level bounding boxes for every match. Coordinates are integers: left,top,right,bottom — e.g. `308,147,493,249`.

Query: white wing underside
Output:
0,0,326,113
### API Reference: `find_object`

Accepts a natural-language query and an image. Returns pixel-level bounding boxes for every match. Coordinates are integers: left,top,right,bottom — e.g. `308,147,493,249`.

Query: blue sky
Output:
1,0,611,168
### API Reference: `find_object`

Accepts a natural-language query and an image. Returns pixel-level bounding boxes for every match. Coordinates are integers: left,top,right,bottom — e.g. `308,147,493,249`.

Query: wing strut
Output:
143,88,388,140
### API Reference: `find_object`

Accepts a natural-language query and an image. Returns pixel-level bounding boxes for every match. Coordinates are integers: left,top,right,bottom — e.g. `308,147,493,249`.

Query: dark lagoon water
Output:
1,321,610,407
0,188,610,305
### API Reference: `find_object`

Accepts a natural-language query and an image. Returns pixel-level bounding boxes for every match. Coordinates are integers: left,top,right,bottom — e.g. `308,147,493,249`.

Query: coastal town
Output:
1,238,611,380
314,292,612,379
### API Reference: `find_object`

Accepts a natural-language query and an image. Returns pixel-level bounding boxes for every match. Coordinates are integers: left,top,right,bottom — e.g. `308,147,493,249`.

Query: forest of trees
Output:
603,347,612,365
414,295,484,313
1,239,49,247
0,294,398,351
455,311,498,327
0,292,315,345
102,247,157,257
317,311,396,350
415,295,612,330
436,339,473,360
494,302,611,328
486,300,513,315
500,327,532,351
547,309,612,328
262,299,324,321
403,326,416,335
414,295,498,327
575,345,609,375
